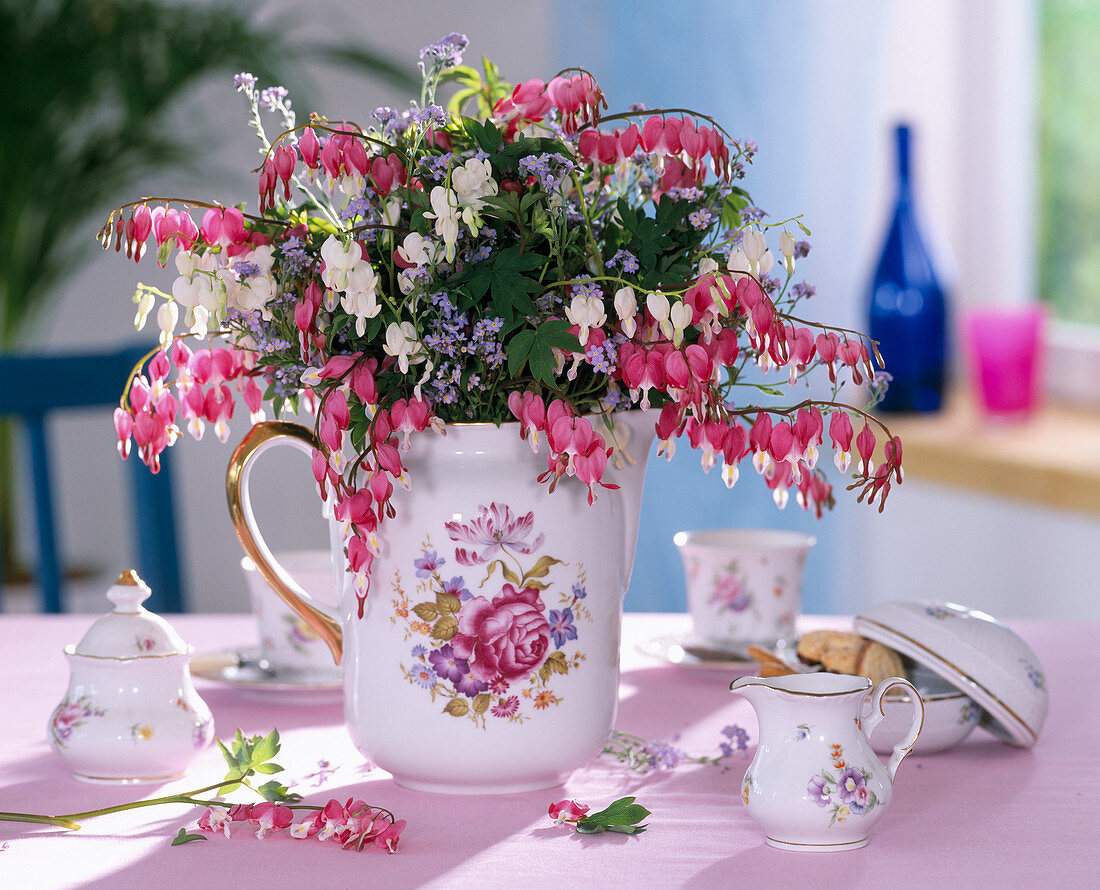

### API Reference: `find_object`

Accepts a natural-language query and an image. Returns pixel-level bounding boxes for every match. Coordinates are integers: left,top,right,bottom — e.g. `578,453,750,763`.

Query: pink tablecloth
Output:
0,613,1095,889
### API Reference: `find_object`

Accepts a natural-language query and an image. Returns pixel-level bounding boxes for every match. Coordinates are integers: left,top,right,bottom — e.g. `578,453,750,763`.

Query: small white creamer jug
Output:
730,672,923,852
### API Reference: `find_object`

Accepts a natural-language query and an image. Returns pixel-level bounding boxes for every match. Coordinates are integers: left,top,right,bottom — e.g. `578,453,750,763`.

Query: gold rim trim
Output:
65,644,193,660
873,677,925,758
731,678,872,697
75,770,186,783
765,835,868,848
858,616,1035,743
226,422,343,663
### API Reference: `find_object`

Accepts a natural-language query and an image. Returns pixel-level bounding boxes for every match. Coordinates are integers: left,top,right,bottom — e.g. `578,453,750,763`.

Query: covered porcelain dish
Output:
48,571,215,783
855,600,1047,749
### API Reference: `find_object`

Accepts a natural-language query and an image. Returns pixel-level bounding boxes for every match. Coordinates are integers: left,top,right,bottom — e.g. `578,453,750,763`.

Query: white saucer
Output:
190,649,343,703
635,632,765,674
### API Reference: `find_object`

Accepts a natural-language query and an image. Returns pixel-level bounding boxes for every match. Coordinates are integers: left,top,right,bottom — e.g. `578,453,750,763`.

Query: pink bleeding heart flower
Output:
247,802,294,839
197,805,233,838
389,397,430,450
349,360,378,407
298,127,321,169
855,422,877,475
829,411,855,474
548,799,590,824
374,818,406,854
113,408,133,459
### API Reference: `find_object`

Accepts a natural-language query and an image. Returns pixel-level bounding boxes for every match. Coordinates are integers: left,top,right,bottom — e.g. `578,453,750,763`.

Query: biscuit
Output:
796,630,904,684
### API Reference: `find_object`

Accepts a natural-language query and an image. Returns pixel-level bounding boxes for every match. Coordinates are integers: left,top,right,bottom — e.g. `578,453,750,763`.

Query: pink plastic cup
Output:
962,305,1045,421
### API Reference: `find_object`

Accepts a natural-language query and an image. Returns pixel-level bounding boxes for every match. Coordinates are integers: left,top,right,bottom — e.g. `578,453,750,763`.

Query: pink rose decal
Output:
710,573,750,612
49,696,106,748
399,504,588,727
52,703,83,740
450,583,551,683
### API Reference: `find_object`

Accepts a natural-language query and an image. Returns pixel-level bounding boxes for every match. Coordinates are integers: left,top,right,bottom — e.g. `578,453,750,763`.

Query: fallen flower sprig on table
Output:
549,797,650,835
601,725,751,774
0,729,405,853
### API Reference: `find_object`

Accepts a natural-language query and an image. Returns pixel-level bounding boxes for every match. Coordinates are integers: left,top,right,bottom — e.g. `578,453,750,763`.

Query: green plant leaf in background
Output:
0,0,416,585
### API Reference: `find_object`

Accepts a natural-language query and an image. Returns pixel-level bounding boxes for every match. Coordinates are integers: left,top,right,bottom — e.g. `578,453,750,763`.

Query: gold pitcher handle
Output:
226,421,343,664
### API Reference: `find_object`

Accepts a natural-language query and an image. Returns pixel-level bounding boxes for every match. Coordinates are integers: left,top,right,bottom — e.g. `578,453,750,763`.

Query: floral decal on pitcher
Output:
806,743,879,827
392,502,589,727
49,696,106,749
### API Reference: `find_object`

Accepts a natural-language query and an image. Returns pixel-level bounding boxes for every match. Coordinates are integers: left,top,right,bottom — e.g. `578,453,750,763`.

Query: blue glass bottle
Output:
868,124,947,413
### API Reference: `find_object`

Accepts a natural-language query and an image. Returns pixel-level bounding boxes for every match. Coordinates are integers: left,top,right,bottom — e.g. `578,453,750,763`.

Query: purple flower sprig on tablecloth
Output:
548,796,650,835
601,725,751,774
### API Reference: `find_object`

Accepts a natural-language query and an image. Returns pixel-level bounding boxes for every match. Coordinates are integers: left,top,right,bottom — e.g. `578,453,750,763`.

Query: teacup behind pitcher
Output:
242,549,342,681
675,529,815,655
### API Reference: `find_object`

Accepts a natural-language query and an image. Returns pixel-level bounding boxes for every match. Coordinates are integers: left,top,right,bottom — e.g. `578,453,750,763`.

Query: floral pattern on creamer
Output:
392,502,589,728
49,696,106,749
806,743,879,827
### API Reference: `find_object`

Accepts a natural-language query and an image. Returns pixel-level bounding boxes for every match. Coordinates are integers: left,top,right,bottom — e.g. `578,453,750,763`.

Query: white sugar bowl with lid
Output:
48,571,215,783
855,599,1048,749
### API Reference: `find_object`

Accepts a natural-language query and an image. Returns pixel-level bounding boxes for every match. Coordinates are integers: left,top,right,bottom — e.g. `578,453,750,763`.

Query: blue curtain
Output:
553,1,887,612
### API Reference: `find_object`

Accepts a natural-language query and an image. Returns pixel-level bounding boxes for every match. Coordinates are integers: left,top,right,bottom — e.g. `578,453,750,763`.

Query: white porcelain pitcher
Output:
226,413,653,794
730,672,924,851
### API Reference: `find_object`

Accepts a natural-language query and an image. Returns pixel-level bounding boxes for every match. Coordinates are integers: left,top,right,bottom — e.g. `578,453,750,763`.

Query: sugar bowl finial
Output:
47,570,214,784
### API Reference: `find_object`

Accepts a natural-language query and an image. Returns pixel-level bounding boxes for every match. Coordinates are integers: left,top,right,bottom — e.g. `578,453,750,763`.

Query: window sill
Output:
876,389,1100,516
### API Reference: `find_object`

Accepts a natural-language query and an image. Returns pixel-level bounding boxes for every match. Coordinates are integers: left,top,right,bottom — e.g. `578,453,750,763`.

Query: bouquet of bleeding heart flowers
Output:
101,33,901,573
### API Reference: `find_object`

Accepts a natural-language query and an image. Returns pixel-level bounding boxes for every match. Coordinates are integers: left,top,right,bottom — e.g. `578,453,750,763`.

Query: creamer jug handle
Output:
863,677,924,780
226,421,343,663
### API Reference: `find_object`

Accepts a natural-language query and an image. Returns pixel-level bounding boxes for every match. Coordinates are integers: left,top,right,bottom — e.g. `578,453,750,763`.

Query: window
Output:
1039,0,1100,327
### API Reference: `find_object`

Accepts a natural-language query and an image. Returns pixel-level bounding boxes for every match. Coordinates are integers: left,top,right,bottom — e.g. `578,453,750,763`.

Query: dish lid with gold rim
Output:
855,600,1047,748
72,570,190,658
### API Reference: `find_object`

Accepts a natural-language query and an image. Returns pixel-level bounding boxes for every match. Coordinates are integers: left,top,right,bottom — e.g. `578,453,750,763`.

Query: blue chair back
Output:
0,344,184,612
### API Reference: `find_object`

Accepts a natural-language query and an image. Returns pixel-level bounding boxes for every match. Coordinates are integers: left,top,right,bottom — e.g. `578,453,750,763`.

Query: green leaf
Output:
527,339,558,386
494,248,550,274
252,762,284,775
257,780,302,803
583,796,652,827
216,738,235,772
252,729,280,765
462,116,503,154
506,329,536,378
535,319,582,352
171,828,207,846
